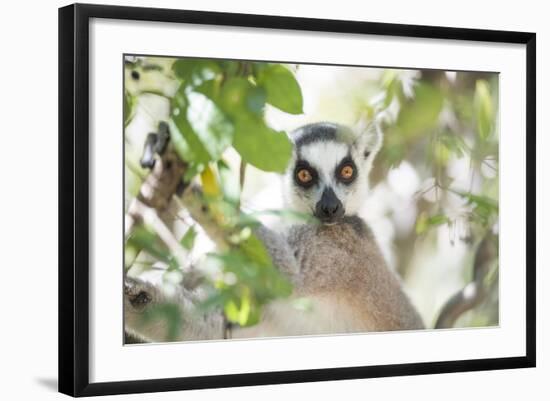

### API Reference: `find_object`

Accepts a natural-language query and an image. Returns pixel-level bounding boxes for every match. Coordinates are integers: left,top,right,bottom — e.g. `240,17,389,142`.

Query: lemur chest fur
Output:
287,217,384,294
234,217,424,338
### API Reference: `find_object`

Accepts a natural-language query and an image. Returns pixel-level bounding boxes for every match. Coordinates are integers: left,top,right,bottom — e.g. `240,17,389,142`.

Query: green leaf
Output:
208,249,292,300
224,299,241,324
223,291,260,327
170,89,209,163
124,241,140,270
197,291,229,313
427,214,450,226
123,90,136,127
381,70,399,108
415,213,449,235
172,59,221,86
232,116,292,172
415,213,428,235
439,132,469,158
475,80,494,140
217,77,266,118
246,86,267,116
127,227,177,269
396,83,444,137
217,160,240,205
168,118,197,163
433,140,451,166
460,192,498,210
219,77,250,115
218,60,241,77
193,78,220,100
180,226,197,250
186,91,234,160
186,75,292,172
239,232,271,267
257,65,303,114
459,192,499,225
251,62,271,77
382,140,406,167
170,86,234,164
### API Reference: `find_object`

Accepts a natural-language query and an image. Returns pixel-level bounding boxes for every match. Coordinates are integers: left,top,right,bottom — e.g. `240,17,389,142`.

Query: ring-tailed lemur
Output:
125,122,424,343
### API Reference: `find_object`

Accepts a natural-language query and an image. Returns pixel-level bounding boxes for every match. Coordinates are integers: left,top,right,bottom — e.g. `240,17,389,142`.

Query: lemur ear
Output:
353,119,383,160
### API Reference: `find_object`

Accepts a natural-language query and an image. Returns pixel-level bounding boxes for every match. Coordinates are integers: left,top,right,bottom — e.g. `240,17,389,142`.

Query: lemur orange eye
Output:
297,169,313,184
340,165,354,180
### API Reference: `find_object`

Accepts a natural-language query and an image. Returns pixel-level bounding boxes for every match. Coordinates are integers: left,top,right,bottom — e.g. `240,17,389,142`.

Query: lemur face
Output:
283,122,382,224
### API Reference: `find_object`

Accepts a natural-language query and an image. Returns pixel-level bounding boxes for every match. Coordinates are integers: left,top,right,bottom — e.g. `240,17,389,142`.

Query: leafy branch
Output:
124,57,304,332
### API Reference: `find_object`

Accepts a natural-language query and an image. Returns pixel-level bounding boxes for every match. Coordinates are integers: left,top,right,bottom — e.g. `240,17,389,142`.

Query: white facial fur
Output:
283,123,382,218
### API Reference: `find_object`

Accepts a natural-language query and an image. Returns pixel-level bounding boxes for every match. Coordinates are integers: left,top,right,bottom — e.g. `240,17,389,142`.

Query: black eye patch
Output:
335,156,357,184
294,160,318,188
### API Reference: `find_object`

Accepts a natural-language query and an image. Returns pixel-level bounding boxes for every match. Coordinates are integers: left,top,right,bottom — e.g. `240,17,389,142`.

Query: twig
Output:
481,159,497,172
239,160,247,192
131,198,190,271
239,160,247,208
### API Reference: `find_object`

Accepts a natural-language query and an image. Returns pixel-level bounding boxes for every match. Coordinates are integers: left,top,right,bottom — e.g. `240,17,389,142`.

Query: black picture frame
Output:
58,3,536,397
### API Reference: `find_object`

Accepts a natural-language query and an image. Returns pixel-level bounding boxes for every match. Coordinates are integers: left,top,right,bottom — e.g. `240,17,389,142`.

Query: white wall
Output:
0,0,546,399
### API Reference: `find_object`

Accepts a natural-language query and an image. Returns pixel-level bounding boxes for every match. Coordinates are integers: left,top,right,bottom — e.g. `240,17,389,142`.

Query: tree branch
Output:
176,187,229,251
125,123,230,268
130,198,190,271
125,139,187,238
434,233,497,329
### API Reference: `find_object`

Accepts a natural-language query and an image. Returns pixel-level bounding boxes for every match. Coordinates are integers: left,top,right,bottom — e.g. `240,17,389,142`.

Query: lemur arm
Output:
254,225,300,281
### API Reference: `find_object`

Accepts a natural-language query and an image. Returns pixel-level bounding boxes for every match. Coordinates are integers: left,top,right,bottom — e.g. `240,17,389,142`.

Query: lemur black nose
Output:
315,187,344,222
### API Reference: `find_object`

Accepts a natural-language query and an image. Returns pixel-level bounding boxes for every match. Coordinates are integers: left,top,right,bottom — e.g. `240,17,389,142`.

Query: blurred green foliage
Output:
363,70,499,237
360,68,499,327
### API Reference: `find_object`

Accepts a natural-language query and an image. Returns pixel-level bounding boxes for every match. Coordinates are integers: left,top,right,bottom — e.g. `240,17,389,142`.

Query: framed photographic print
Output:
58,3,536,397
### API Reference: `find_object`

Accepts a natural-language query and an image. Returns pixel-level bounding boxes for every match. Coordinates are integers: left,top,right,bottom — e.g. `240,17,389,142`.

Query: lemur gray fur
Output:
124,122,425,342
